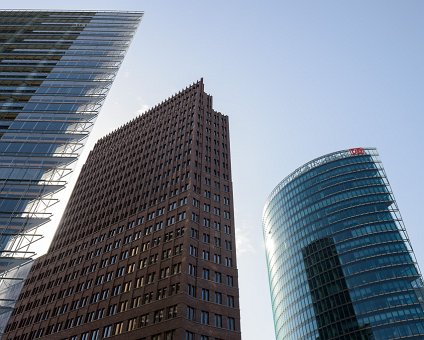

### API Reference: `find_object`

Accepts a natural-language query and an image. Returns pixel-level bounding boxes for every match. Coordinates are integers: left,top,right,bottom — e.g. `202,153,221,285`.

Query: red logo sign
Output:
349,148,365,156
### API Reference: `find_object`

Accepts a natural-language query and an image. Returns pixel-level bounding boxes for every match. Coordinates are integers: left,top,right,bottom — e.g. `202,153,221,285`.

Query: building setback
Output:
263,148,424,339
0,10,142,327
4,80,241,340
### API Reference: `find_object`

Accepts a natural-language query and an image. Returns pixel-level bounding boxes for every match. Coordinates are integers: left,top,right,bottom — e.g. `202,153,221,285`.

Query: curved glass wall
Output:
263,148,424,339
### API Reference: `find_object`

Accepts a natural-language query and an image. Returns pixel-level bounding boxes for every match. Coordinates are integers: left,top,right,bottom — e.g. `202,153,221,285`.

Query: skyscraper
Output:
0,10,142,326
4,80,241,340
263,148,424,339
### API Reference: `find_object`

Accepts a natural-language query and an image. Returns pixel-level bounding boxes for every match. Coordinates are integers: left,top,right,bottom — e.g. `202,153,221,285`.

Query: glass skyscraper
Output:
0,10,142,330
263,148,424,339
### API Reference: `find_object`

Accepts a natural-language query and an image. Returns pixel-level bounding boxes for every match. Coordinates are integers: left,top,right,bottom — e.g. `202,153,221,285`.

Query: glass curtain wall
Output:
263,148,424,339
0,10,142,326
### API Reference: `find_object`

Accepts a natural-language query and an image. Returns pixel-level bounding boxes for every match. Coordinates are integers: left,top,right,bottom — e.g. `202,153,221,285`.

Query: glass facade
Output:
0,10,142,327
263,148,424,339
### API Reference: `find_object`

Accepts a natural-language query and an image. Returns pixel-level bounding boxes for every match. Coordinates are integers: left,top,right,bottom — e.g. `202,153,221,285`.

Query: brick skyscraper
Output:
5,80,241,340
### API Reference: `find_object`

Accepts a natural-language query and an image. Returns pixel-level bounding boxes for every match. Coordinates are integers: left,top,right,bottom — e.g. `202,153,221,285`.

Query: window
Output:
143,292,153,304
215,314,222,328
162,248,171,259
119,300,128,312
140,313,149,327
215,292,222,304
120,250,129,260
147,272,156,284
189,245,198,256
202,250,210,260
103,325,112,338
155,221,164,231
90,292,100,304
127,263,135,273
190,228,199,239
188,263,196,276
165,330,176,340
201,288,209,301
112,284,121,296
75,315,83,326
170,283,180,295
153,309,164,323
174,244,183,255
228,295,235,307
113,322,123,335
201,311,209,324
95,275,104,285
135,276,144,288
105,271,113,282
108,304,117,316
172,263,181,274
187,306,195,320
188,284,196,297
128,246,138,257
142,241,150,251
96,308,105,319
164,232,173,242
225,240,232,251
202,268,210,280
177,211,186,221
132,295,142,308
228,317,236,330
202,233,210,243
186,331,195,340
127,317,137,331
123,281,132,292
166,216,176,226
191,212,199,222
167,305,177,318
227,275,234,286
91,329,99,340
160,267,170,279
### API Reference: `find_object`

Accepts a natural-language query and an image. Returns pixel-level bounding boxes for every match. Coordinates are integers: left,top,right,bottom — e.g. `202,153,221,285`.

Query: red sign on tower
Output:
349,147,365,156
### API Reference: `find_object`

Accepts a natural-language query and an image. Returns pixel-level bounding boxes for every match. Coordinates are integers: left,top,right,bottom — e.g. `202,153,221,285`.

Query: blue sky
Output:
6,1,424,339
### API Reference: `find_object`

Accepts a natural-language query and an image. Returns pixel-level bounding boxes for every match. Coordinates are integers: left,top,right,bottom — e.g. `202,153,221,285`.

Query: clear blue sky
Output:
6,1,424,339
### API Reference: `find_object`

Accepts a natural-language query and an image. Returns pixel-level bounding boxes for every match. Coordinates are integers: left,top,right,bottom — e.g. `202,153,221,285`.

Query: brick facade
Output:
5,80,241,340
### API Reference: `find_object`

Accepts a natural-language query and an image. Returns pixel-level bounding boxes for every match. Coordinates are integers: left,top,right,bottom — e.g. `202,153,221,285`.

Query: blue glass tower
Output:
263,148,424,339
0,10,142,329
